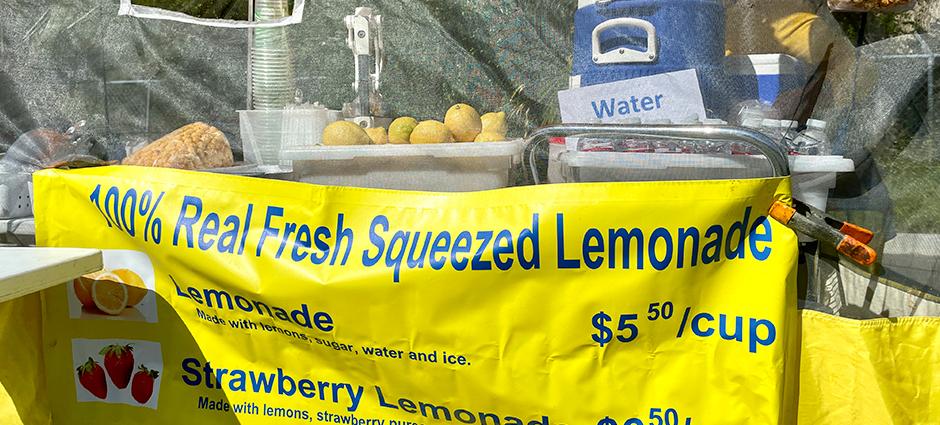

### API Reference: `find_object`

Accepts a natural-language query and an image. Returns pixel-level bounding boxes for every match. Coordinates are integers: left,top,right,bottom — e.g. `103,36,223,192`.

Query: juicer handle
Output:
592,18,658,65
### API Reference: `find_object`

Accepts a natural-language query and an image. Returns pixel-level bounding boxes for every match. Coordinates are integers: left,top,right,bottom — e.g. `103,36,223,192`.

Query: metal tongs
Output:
343,7,385,128
525,124,878,266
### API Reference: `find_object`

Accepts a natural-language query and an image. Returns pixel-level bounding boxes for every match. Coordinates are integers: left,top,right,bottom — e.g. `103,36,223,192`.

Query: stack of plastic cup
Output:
249,0,295,166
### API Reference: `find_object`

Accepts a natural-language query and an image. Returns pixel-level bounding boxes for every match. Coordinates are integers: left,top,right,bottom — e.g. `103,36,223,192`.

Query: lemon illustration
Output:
365,127,388,145
444,104,482,143
480,111,508,137
388,117,418,144
474,132,506,143
322,121,371,146
113,269,148,307
92,277,128,316
410,120,454,144
73,270,109,309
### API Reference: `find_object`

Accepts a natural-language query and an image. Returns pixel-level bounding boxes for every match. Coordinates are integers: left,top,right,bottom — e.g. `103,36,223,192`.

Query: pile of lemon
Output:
322,104,508,146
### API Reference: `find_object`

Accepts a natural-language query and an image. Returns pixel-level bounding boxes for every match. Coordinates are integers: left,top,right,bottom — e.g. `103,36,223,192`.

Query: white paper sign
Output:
558,69,707,123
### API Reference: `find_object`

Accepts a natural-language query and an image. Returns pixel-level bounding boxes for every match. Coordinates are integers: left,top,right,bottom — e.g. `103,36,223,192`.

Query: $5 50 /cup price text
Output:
591,301,778,354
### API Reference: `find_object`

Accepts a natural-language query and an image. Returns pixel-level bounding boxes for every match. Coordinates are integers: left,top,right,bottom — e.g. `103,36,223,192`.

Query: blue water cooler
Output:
571,0,729,116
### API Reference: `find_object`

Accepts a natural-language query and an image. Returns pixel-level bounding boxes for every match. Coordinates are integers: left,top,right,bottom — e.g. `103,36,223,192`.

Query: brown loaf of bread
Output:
123,122,234,170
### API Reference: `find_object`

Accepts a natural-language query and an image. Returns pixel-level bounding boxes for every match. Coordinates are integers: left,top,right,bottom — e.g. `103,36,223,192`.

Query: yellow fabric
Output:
798,310,940,424
770,12,828,66
33,166,799,424
725,2,848,66
3,166,938,423
0,295,51,425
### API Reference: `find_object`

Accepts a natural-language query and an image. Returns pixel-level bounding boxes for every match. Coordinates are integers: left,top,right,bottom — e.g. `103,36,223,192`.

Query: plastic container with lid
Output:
560,151,853,212
281,140,525,192
239,109,341,170
561,151,773,182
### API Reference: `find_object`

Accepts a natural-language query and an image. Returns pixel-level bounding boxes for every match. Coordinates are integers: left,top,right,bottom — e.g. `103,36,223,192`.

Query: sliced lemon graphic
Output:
73,272,102,309
113,269,148,307
92,276,128,315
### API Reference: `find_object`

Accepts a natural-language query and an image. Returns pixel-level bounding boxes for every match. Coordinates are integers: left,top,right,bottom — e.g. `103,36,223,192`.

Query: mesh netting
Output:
2,0,940,317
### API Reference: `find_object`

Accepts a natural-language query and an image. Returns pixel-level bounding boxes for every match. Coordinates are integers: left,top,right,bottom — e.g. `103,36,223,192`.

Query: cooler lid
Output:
725,54,807,76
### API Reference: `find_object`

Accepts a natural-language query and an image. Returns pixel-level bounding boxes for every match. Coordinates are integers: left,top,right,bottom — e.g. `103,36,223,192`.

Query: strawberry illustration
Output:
99,344,135,389
76,358,107,399
131,365,159,404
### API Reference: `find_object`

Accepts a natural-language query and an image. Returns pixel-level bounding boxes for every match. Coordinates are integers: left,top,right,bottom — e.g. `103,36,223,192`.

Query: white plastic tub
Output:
559,151,854,211
281,140,525,192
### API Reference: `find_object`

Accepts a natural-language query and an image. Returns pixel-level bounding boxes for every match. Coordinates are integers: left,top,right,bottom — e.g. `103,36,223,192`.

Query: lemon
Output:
444,104,482,143
73,271,106,309
388,117,418,144
480,111,508,137
474,132,506,143
92,276,128,315
76,270,121,309
365,127,388,145
410,120,454,144
113,269,148,307
322,121,371,146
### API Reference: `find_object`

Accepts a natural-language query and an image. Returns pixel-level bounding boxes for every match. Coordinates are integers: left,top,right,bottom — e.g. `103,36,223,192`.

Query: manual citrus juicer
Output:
342,7,389,129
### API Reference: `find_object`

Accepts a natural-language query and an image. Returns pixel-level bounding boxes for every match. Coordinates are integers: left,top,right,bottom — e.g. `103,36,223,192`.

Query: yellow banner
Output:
797,310,940,424
34,166,800,424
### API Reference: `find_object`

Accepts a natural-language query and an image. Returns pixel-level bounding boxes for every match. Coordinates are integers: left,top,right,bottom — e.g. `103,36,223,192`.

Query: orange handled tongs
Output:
769,200,877,266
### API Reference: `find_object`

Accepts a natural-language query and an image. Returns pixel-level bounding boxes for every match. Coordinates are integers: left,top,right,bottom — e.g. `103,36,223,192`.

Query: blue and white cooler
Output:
571,0,728,116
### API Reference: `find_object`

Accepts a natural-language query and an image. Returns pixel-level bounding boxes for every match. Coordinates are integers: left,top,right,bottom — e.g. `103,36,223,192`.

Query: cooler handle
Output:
592,18,657,65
